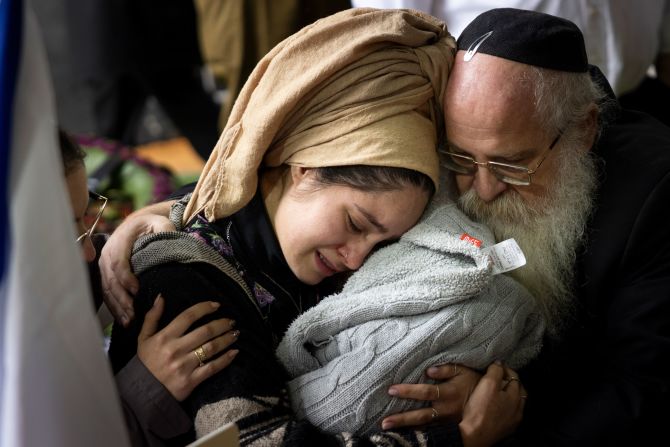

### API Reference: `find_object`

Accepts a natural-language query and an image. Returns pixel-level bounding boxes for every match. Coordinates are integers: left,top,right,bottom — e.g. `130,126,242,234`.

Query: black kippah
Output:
457,8,588,73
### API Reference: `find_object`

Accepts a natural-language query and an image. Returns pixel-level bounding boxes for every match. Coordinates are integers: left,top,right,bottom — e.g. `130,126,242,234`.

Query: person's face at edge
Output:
443,51,565,207
65,164,97,263
273,166,430,285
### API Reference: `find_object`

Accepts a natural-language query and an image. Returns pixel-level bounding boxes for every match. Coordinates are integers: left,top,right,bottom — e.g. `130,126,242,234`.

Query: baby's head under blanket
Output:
276,198,544,435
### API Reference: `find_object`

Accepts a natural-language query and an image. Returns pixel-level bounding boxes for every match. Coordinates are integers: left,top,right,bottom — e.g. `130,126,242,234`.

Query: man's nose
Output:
472,167,508,202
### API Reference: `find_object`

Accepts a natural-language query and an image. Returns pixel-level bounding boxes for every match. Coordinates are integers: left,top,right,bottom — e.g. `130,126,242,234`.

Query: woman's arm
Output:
99,200,176,325
100,182,199,325
116,356,192,447
137,296,239,401
116,296,240,446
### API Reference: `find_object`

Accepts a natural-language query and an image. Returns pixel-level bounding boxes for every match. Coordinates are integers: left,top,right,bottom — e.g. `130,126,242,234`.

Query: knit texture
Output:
276,202,545,435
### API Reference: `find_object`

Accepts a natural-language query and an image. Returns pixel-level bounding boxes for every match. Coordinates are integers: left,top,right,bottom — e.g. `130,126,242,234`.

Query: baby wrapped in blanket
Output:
276,186,545,435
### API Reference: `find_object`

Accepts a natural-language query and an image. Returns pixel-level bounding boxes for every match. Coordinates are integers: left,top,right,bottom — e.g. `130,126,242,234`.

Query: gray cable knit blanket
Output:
276,202,545,436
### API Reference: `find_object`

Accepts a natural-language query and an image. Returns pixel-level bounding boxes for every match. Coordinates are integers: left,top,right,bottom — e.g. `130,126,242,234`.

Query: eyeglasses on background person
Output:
439,132,563,186
76,191,108,243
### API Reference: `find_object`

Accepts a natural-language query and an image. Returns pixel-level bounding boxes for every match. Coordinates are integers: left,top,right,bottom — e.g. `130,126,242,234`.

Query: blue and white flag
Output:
0,1,130,445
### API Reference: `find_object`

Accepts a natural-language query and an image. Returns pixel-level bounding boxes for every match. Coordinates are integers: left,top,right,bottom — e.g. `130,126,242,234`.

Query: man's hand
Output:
99,201,176,326
138,295,240,401
459,362,526,447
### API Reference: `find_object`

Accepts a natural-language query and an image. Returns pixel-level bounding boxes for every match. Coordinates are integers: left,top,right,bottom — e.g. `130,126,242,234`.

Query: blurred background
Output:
32,0,352,232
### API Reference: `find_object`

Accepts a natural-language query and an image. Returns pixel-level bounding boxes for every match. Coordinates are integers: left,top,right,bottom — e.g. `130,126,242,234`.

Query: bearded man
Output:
385,8,670,447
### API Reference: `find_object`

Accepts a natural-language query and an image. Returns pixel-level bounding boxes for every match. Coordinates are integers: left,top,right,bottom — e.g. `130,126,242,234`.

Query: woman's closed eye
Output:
347,214,362,233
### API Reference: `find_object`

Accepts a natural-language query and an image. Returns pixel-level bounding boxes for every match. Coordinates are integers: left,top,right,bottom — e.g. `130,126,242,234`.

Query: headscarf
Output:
184,7,455,224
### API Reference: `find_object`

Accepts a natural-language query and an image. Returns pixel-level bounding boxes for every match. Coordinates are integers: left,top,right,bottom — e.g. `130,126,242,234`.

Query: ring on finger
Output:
507,377,520,387
502,376,519,390
435,385,440,400
193,345,208,367
452,364,459,375
431,407,439,421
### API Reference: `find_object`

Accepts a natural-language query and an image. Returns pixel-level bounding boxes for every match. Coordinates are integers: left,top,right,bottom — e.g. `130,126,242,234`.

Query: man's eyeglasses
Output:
439,132,563,186
76,191,108,243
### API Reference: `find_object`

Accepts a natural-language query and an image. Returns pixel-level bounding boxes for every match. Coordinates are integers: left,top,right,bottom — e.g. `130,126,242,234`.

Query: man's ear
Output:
580,103,599,152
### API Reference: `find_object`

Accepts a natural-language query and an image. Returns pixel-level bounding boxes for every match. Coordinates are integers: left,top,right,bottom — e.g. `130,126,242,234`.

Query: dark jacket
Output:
518,104,670,446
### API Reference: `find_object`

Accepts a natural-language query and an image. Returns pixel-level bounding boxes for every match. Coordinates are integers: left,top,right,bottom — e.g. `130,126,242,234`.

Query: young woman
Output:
106,8,525,447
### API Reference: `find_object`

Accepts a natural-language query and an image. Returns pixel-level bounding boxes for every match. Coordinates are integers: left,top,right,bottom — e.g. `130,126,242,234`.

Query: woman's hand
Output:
137,295,240,401
459,362,526,447
99,201,176,326
381,363,481,429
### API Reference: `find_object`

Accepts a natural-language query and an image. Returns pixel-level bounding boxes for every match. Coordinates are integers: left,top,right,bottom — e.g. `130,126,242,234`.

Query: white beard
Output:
457,145,598,337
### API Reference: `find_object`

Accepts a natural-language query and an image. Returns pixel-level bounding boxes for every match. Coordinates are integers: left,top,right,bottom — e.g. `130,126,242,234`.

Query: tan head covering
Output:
184,8,455,223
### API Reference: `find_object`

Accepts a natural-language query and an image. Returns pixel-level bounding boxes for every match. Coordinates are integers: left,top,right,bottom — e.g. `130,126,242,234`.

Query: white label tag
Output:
482,238,526,275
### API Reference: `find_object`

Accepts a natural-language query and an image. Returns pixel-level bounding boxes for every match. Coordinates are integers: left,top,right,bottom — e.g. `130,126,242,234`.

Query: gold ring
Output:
194,346,207,367
435,385,440,400
502,376,520,390
431,407,439,420
452,364,459,375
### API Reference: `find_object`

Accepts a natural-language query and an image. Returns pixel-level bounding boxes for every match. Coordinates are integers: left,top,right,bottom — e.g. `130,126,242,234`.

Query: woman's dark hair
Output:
58,128,86,175
311,165,435,197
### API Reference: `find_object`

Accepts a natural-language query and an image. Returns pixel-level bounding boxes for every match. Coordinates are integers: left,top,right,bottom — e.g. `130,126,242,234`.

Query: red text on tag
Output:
460,233,482,248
